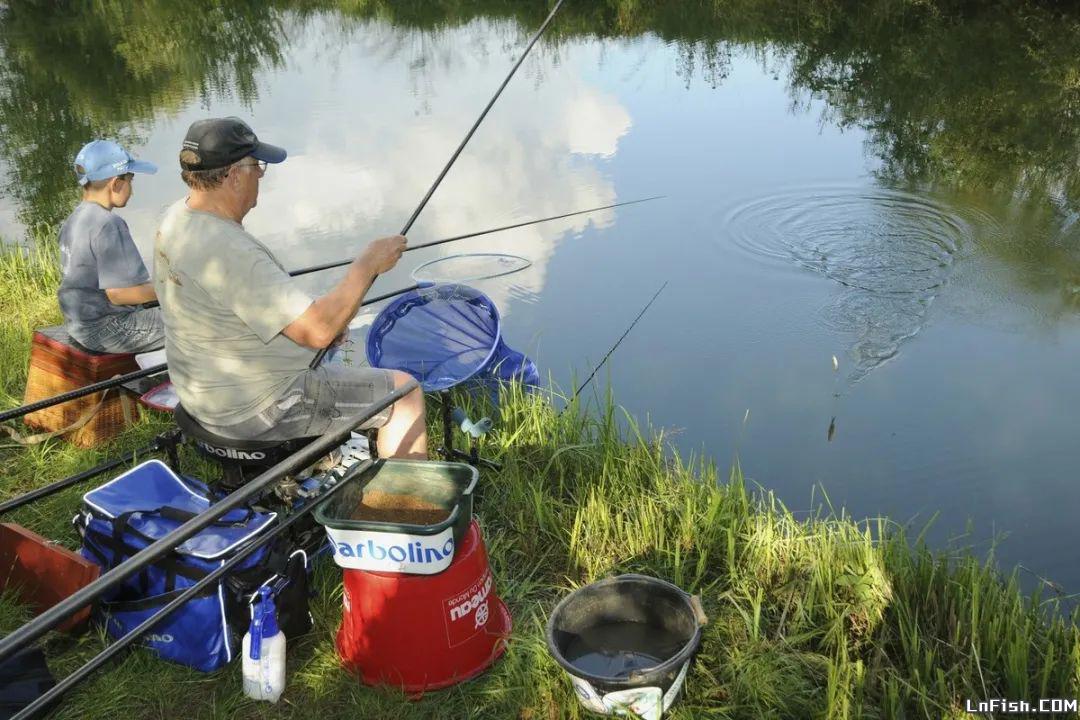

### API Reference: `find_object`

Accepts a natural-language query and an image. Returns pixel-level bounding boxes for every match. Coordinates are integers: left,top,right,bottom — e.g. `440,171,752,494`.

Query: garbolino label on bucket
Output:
326,526,455,574
570,660,690,720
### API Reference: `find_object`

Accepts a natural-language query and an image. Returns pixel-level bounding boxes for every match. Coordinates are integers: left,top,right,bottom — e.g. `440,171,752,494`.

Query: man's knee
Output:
388,370,424,416
389,369,416,390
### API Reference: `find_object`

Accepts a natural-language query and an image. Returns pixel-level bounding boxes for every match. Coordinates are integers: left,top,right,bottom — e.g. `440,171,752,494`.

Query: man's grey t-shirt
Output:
58,201,149,338
154,201,315,426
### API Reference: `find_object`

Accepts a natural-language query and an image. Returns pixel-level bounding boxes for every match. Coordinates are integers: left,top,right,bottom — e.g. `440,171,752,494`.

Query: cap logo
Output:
182,140,200,150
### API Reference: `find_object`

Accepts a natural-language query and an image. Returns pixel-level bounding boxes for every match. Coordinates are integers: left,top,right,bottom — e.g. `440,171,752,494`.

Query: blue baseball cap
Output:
74,140,158,186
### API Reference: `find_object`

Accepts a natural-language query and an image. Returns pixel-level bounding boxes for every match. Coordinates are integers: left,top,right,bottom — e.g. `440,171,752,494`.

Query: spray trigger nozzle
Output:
248,586,279,661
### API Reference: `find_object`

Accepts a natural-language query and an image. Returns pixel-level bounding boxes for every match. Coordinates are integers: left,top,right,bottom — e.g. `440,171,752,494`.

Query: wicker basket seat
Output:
20,326,141,447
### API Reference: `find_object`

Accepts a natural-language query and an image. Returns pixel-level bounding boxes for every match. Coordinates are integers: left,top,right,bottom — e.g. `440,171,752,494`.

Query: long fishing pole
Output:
0,196,649,427
309,0,567,370
561,281,668,414
0,379,418,665
10,457,373,720
289,196,663,277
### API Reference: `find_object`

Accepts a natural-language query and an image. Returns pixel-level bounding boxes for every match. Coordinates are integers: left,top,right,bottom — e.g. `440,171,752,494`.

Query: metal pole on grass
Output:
9,456,373,720
0,378,418,664
0,438,166,515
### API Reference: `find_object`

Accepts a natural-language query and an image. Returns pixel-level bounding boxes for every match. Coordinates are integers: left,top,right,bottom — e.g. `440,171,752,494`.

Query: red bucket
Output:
336,519,511,693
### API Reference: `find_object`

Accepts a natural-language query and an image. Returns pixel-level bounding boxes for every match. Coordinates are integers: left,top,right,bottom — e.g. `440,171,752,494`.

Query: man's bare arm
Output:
104,283,157,305
282,235,405,349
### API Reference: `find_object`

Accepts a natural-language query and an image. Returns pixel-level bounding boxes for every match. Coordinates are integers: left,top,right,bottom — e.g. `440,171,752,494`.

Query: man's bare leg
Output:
377,370,428,459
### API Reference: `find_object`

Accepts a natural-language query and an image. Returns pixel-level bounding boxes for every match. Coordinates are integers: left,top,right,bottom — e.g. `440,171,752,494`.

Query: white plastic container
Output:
242,587,286,702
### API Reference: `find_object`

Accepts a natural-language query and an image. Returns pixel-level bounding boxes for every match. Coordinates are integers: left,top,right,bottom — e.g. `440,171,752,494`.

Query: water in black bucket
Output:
563,621,688,678
546,574,707,717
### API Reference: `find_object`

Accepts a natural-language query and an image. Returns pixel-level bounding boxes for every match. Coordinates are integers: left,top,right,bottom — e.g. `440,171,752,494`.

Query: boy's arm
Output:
104,284,157,305
92,217,154,306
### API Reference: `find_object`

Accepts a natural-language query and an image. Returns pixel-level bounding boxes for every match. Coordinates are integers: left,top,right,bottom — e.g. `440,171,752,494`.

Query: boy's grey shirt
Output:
57,201,149,339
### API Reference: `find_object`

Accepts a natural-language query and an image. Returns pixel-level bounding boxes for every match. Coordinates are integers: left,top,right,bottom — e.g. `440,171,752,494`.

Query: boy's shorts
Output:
72,307,165,354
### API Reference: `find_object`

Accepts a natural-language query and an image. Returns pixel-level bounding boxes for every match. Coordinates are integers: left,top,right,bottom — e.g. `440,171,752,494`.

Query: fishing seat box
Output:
21,326,141,447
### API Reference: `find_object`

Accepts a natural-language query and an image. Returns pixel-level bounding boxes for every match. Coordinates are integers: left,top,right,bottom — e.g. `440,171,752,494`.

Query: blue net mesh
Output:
366,284,537,392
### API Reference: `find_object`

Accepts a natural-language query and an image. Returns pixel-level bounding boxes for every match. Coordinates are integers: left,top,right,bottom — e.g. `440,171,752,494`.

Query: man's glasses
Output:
237,159,268,174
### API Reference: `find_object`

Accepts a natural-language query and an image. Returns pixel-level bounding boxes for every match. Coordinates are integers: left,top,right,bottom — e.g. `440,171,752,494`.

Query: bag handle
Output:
112,506,256,544
154,505,255,527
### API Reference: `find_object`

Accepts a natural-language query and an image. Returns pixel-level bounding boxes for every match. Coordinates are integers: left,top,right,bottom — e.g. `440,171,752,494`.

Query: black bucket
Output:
545,574,707,718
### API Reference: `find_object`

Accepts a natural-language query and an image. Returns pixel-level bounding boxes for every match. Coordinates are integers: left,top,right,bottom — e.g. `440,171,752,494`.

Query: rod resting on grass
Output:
9,456,374,720
0,378,419,665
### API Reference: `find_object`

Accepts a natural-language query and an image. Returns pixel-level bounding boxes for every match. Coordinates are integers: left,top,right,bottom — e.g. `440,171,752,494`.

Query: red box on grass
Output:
0,522,100,633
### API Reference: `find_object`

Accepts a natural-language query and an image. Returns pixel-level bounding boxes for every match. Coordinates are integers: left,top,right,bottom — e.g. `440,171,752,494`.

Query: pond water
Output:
2,2,1079,590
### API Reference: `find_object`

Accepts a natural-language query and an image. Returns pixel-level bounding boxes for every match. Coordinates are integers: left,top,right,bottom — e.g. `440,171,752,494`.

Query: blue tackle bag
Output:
75,460,312,672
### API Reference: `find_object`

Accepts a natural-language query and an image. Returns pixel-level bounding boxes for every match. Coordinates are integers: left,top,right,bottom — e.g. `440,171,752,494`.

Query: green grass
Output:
2,238,1079,719
0,226,63,413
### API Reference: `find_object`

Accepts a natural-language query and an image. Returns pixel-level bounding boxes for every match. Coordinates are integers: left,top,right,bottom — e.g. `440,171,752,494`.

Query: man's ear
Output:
226,165,243,191
108,175,126,193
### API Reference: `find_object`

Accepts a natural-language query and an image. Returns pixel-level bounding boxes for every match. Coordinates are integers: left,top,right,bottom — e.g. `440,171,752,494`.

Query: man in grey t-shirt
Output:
58,140,163,354
155,118,427,459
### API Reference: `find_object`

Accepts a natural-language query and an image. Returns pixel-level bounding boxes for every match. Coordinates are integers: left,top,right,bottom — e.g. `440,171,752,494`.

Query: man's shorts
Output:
204,365,397,441
72,307,165,354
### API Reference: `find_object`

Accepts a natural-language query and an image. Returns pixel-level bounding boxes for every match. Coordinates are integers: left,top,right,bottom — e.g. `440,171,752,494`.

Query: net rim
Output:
365,283,503,391
410,252,532,285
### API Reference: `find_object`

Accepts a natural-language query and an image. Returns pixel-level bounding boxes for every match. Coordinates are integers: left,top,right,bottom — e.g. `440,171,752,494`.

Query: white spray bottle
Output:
242,586,286,702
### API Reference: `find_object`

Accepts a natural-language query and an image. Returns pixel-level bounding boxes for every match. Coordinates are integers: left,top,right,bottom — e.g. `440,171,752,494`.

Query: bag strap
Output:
83,526,211,581
99,583,217,612
0,388,114,447
0,375,140,447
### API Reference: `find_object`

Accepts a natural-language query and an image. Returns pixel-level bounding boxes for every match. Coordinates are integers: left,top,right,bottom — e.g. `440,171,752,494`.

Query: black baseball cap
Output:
179,117,287,171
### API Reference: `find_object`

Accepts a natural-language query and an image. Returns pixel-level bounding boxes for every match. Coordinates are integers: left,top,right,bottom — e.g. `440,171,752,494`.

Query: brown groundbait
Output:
349,490,450,526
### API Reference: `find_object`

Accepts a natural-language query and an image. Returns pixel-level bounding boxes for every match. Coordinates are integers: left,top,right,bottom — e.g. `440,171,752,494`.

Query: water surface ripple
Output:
724,186,989,384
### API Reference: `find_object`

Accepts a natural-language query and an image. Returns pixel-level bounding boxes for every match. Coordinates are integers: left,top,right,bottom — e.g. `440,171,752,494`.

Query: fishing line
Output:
561,281,668,415
411,253,532,286
828,353,840,442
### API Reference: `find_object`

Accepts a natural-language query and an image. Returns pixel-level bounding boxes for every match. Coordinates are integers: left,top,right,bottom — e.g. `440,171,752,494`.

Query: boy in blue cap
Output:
57,140,164,353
